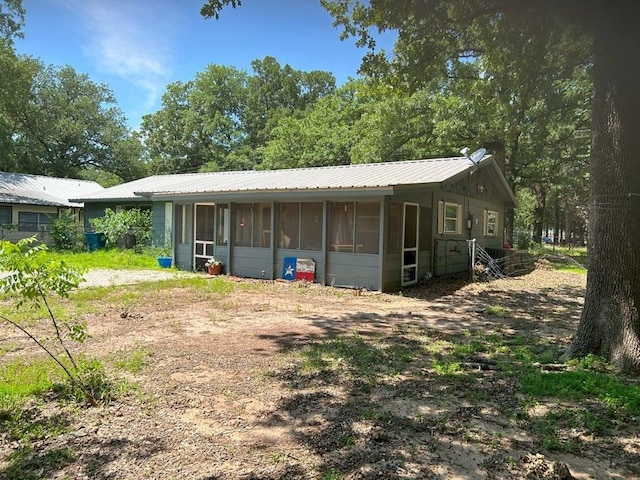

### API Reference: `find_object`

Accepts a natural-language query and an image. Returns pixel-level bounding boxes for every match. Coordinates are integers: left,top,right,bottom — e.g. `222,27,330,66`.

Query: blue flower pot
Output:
157,256,172,268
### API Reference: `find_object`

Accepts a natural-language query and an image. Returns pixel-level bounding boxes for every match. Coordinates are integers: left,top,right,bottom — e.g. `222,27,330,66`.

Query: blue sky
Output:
15,0,395,130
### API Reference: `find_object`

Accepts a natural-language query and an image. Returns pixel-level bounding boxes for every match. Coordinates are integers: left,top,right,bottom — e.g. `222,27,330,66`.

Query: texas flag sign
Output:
282,257,297,280
295,258,315,281
282,257,315,282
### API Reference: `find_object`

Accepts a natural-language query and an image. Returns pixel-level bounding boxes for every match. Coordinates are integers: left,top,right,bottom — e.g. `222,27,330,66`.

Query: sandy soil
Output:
1,267,638,480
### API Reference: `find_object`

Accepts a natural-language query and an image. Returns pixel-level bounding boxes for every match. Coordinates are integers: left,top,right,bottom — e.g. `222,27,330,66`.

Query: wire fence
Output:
468,239,586,281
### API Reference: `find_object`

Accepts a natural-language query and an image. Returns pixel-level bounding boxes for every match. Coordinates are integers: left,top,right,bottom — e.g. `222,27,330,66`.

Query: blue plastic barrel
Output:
84,232,105,252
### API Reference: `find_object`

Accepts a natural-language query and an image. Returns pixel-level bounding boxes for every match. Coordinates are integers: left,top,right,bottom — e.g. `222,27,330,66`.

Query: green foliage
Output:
54,357,115,404
0,237,100,405
0,0,25,43
349,87,445,164
89,208,152,248
515,232,535,251
485,305,509,317
142,56,336,174
78,168,125,188
42,248,160,270
323,0,592,245
200,0,241,20
520,370,640,414
111,347,153,374
431,360,462,375
553,263,587,275
261,80,353,169
2,59,143,179
48,210,80,250
0,237,85,307
302,335,387,378
0,358,60,399
514,188,536,238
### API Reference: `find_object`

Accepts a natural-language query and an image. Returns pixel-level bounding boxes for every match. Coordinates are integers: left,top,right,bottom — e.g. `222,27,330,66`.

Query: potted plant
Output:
156,243,173,268
205,257,223,275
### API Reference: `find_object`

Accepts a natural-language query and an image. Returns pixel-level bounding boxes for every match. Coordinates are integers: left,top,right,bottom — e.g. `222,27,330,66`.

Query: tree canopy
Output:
140,57,337,174
0,43,145,183
0,0,24,43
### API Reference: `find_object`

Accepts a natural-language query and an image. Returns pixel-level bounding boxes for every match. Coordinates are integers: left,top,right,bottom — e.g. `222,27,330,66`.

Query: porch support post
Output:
377,199,386,292
321,201,329,287
270,201,276,280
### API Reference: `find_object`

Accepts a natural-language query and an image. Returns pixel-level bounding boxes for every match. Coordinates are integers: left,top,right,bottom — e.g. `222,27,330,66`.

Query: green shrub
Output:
48,210,80,250
515,232,534,250
89,208,152,248
54,358,116,403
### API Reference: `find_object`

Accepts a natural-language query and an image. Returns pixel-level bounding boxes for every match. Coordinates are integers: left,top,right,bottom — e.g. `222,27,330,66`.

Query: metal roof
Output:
0,172,105,208
72,156,498,201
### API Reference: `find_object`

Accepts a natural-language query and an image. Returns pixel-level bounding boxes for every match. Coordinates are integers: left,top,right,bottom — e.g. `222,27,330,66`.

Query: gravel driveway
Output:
80,268,200,288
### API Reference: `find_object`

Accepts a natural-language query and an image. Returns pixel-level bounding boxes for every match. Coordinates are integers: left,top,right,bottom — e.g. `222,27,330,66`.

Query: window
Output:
234,204,253,247
300,202,322,251
252,203,271,248
330,201,380,253
119,204,152,212
484,210,498,236
278,203,299,249
0,206,11,225
230,203,271,247
329,202,354,252
444,203,459,233
18,212,51,232
437,201,463,235
355,202,380,254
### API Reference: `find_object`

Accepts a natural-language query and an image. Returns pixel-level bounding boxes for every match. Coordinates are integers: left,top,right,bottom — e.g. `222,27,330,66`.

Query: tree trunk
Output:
487,140,513,246
565,9,640,373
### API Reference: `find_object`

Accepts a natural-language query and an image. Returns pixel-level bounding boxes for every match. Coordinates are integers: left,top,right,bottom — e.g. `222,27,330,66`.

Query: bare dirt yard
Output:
1,266,639,479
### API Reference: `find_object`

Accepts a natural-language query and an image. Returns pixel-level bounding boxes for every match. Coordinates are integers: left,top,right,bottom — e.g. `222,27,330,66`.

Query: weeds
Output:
111,347,154,374
0,238,98,405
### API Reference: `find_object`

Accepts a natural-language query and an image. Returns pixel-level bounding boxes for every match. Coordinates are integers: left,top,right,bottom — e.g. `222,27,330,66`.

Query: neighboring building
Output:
73,156,516,292
0,172,104,244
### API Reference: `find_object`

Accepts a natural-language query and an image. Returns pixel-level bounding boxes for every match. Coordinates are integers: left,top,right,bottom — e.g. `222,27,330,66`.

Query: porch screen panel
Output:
253,203,271,248
329,202,354,253
234,204,253,247
195,205,214,241
404,205,418,248
278,203,299,249
355,202,380,254
301,202,322,251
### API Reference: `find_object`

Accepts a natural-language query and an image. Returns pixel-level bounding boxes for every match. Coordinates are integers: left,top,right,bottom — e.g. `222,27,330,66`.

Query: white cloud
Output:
61,0,177,114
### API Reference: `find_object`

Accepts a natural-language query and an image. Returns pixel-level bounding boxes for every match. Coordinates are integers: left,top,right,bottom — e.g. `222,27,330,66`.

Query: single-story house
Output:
72,155,516,292
0,171,104,244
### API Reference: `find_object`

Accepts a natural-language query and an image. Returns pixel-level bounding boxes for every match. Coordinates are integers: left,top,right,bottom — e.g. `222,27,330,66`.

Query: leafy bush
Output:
54,357,116,403
48,210,80,250
89,208,152,248
515,232,534,250
0,237,100,405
